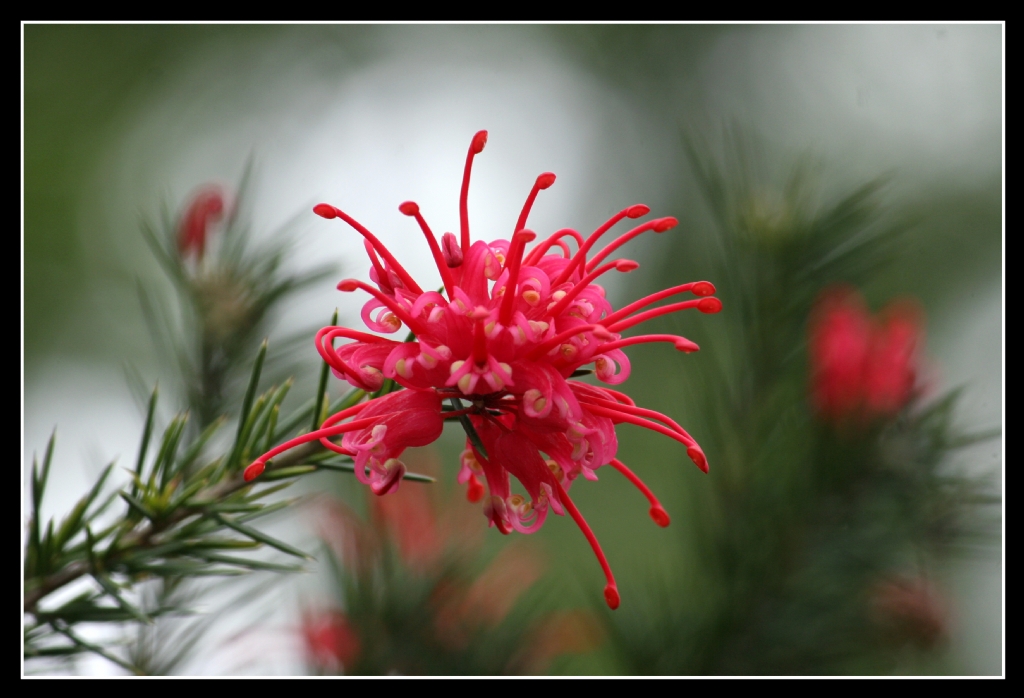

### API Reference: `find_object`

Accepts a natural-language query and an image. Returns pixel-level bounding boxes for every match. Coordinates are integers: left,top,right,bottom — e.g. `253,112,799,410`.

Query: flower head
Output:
870,576,948,649
247,131,721,608
809,287,924,423
178,185,226,261
300,609,361,673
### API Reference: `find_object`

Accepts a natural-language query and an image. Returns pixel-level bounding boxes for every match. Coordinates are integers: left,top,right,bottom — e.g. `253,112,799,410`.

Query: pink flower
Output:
177,185,226,261
869,576,948,649
301,609,361,671
809,287,924,423
245,131,721,609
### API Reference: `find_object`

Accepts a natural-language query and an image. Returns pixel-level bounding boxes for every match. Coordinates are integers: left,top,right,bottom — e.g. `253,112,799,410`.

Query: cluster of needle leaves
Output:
23,170,430,673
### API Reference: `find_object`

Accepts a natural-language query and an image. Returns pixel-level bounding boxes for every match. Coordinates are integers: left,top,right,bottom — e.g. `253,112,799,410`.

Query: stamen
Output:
525,323,616,361
596,334,700,354
513,172,556,235
336,279,428,335
316,326,392,348
243,415,381,481
551,204,650,286
610,459,670,527
473,318,489,367
595,386,636,406
551,478,619,610
363,240,389,290
314,328,376,384
582,397,698,445
466,474,484,502
584,217,677,274
441,232,463,268
604,297,722,333
545,259,638,319
314,204,424,294
524,228,586,266
602,281,717,326
399,201,457,297
460,130,488,254
581,403,698,452
498,229,538,326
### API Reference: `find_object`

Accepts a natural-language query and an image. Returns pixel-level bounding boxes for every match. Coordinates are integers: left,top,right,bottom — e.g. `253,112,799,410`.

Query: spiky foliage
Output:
24,171,433,673
598,131,999,675
138,163,334,429
23,342,434,672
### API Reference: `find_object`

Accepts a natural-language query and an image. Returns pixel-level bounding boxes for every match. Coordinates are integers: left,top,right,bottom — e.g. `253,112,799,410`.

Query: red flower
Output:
300,609,361,671
809,287,924,422
177,185,226,261
870,576,948,649
245,131,721,609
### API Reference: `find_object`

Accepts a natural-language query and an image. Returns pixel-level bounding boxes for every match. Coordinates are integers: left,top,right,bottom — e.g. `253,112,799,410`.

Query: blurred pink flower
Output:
300,609,361,672
870,576,948,649
245,131,721,609
177,185,226,260
809,287,924,423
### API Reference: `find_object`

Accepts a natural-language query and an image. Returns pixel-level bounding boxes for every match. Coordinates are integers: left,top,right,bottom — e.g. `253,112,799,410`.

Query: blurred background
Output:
23,24,1002,675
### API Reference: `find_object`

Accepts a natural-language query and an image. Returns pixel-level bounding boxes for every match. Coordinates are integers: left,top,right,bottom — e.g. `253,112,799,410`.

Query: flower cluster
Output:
244,131,721,608
809,287,924,423
177,185,226,261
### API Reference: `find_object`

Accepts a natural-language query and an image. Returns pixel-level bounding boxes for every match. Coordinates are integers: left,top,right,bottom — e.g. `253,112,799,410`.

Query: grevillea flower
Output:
178,185,226,260
301,609,361,672
869,576,948,649
245,131,721,609
809,287,924,423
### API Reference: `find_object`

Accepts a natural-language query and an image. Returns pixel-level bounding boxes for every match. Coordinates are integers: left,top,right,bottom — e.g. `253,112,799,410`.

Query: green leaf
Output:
236,340,268,446
175,416,225,476
116,541,189,562
53,624,139,674
164,477,210,514
250,381,293,453
239,480,295,502
188,551,304,572
135,386,159,482
136,565,247,578
232,394,267,468
28,432,56,575
271,397,315,442
946,428,1002,449
236,499,296,522
263,405,279,454
212,513,312,560
120,492,159,521
184,538,261,550
450,398,488,460
55,462,115,549
330,388,366,415
312,460,435,483
158,414,190,489
261,465,317,481
92,573,152,624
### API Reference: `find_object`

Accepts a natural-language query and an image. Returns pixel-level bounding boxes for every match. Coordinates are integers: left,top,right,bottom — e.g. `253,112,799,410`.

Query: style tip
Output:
243,460,266,482
471,130,488,154
649,506,671,528
604,584,621,610
536,172,556,189
313,203,337,219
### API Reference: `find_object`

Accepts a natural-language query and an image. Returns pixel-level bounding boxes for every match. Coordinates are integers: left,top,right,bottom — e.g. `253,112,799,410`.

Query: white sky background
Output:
24,24,1002,675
